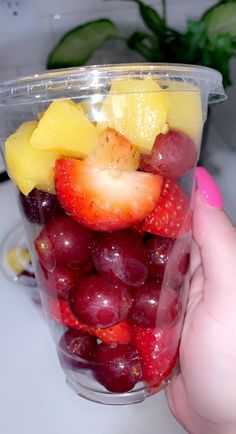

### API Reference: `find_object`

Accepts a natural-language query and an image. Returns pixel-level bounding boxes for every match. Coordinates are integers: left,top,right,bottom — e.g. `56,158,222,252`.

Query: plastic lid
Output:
0,63,227,106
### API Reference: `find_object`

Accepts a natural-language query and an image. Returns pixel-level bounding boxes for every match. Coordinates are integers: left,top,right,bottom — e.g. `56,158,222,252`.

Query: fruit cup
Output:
0,64,226,405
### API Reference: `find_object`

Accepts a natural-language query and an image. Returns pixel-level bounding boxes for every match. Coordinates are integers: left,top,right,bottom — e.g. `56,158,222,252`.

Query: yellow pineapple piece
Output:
5,121,60,195
30,99,99,158
7,247,31,274
167,81,203,148
97,79,169,154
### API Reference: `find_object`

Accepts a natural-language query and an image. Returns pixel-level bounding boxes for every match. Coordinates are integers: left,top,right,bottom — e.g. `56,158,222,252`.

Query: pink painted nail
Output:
196,167,224,208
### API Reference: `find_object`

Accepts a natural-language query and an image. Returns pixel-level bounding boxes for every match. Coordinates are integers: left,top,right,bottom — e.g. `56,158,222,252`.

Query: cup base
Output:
64,366,171,405
66,375,150,405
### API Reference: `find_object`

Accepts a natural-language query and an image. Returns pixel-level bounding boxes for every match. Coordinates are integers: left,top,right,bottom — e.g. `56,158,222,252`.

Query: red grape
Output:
19,189,63,224
91,231,148,287
129,279,181,328
164,238,190,294
129,279,161,328
178,251,190,276
94,343,142,393
69,274,132,328
156,287,181,327
35,215,95,271
145,236,174,280
140,130,197,179
58,329,97,370
37,263,79,300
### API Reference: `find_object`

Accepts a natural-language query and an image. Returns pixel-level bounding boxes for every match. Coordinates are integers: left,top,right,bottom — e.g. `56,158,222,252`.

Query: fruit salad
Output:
5,76,202,403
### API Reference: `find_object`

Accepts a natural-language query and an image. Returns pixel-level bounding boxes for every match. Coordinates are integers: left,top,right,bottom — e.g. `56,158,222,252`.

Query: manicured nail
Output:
196,167,224,208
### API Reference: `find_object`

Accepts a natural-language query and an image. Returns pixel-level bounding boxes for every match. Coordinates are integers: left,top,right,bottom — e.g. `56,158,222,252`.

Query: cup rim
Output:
0,63,226,106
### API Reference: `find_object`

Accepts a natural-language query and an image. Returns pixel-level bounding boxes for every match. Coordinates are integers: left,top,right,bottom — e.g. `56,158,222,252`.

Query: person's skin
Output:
166,168,236,434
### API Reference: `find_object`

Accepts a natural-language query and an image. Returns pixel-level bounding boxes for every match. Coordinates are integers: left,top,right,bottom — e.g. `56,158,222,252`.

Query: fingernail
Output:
196,167,224,208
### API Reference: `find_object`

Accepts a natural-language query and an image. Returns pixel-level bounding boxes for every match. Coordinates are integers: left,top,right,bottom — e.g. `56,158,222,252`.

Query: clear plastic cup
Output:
0,64,226,405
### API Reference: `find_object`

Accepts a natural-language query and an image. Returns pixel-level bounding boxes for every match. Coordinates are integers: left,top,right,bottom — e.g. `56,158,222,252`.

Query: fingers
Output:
194,168,236,312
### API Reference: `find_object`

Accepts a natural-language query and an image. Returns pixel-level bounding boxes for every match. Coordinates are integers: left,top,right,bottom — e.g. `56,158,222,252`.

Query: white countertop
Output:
0,180,187,434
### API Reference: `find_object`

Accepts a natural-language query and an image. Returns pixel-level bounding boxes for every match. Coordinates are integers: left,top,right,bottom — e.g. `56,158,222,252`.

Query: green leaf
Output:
203,33,235,86
138,1,165,34
117,0,165,34
47,19,117,69
127,31,162,61
202,0,236,21
166,20,234,86
206,3,236,37
179,21,209,62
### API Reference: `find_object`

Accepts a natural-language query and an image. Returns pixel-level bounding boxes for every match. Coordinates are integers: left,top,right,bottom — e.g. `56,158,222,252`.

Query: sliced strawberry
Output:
86,127,140,170
48,298,82,328
96,321,131,345
55,158,163,232
131,325,178,386
48,299,131,344
142,179,191,239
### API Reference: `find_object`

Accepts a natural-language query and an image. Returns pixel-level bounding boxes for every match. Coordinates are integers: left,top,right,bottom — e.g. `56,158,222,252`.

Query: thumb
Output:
194,167,236,311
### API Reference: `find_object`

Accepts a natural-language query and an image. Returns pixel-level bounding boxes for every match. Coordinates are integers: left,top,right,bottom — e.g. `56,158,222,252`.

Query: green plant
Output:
47,0,236,86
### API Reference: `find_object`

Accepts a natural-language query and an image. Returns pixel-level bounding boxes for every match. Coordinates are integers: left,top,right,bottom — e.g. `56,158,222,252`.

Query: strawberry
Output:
48,299,131,344
96,321,131,345
48,298,82,329
86,127,140,170
131,325,178,386
55,158,163,232
142,179,191,239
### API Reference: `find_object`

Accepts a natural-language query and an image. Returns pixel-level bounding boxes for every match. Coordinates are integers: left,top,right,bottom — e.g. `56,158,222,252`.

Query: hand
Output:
166,168,236,434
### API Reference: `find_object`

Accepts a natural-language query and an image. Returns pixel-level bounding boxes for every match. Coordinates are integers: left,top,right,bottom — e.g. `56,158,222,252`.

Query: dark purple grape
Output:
129,279,181,328
69,274,132,329
19,189,63,224
37,263,79,300
94,343,142,392
140,130,197,179
35,215,96,271
91,231,148,287
128,279,161,327
178,251,190,275
145,236,174,280
145,236,190,294
58,329,97,370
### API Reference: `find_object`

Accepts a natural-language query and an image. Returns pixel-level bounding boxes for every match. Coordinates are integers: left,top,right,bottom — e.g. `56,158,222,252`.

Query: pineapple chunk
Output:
7,247,31,274
5,121,60,195
97,79,169,154
167,81,203,148
30,99,99,158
